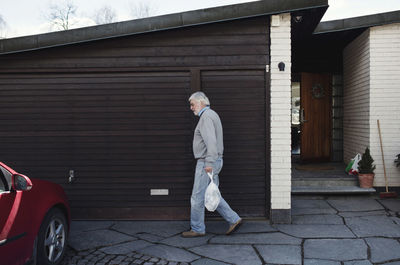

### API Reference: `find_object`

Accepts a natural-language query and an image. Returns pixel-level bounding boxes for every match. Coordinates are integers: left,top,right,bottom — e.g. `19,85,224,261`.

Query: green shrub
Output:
358,147,376,174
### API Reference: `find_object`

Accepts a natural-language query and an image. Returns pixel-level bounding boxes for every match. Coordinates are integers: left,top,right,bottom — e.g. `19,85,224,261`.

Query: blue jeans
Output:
190,157,241,233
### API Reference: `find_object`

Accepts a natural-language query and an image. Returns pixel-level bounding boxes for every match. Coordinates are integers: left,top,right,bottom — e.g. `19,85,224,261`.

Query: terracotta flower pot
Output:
358,173,375,188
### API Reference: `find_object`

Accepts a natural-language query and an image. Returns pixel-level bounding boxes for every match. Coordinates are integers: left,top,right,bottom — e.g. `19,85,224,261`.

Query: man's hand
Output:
204,166,213,173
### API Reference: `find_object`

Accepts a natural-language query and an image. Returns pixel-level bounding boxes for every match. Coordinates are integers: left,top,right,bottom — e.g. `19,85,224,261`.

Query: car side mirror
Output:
12,174,33,191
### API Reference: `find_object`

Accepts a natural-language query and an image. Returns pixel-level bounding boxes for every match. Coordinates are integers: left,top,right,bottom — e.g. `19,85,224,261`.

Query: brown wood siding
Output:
201,70,267,216
0,16,270,219
0,17,269,72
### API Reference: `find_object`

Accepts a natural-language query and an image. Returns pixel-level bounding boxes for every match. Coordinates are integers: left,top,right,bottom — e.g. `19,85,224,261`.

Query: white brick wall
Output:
343,29,370,163
370,23,400,186
343,23,400,187
270,13,291,210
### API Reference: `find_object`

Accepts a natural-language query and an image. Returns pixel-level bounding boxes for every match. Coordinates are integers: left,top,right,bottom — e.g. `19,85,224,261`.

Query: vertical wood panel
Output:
201,70,267,216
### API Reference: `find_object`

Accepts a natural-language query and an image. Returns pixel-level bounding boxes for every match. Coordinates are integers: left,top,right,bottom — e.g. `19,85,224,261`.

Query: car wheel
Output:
37,208,68,265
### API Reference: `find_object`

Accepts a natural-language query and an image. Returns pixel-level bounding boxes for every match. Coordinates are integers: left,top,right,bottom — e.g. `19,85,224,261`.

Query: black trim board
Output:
316,10,400,34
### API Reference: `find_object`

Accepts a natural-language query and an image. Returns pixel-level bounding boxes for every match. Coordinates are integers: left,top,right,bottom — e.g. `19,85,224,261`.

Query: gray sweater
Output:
193,108,224,167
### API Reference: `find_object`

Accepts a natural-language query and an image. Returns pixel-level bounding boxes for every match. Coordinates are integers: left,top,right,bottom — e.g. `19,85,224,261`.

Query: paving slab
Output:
345,215,400,237
191,258,231,265
135,233,165,243
112,221,188,237
365,238,400,263
378,198,400,212
68,229,136,251
70,221,114,232
210,232,301,245
138,244,200,263
292,199,334,209
292,200,337,215
382,262,400,265
292,207,337,215
391,217,400,225
339,210,387,218
304,239,367,261
328,199,384,212
204,220,276,234
343,261,373,265
160,234,213,248
99,240,154,255
276,224,355,238
204,221,233,234
389,210,398,216
255,245,301,265
190,245,262,265
229,220,277,233
304,259,341,265
292,214,343,225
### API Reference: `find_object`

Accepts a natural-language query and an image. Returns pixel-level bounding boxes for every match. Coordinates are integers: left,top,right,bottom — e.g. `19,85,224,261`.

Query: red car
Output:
0,162,70,265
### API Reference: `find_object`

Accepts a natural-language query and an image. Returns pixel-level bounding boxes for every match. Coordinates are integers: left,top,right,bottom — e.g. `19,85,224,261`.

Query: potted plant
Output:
358,147,376,188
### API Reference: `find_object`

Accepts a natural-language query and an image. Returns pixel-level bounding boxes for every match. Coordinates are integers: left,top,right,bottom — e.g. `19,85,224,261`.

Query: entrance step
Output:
292,186,376,194
292,177,376,194
293,177,358,187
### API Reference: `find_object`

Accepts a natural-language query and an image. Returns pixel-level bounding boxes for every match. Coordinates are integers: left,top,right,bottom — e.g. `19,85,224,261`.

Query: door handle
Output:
300,108,308,123
68,170,76,184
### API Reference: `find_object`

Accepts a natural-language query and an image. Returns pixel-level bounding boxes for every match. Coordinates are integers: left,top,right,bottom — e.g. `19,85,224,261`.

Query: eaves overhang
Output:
315,10,400,34
0,0,328,55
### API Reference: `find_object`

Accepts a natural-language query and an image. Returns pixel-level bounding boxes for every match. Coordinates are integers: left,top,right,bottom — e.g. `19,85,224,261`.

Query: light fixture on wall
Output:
293,15,303,23
278,62,285,71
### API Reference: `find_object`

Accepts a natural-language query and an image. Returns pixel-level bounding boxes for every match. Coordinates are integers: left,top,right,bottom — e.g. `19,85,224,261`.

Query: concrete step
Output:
292,177,358,187
292,186,376,194
292,176,376,195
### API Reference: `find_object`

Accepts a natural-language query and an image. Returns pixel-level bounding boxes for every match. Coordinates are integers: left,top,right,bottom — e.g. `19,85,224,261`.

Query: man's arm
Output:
199,116,218,172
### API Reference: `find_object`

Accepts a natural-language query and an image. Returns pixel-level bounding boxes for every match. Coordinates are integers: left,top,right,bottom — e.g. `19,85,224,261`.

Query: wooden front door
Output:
300,73,332,162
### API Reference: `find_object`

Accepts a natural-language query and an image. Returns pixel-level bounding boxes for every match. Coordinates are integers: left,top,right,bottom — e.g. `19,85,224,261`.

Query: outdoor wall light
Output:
278,62,285,71
293,15,303,23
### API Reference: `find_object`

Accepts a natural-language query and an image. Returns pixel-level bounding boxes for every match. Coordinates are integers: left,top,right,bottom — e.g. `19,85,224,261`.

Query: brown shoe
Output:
181,230,206,238
226,219,242,235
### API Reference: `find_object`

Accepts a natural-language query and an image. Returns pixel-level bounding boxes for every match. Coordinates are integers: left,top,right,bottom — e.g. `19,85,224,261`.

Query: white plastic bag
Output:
204,172,221,212
349,153,361,175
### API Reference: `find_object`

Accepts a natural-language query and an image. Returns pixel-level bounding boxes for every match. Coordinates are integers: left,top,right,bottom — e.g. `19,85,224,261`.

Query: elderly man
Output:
182,91,242,238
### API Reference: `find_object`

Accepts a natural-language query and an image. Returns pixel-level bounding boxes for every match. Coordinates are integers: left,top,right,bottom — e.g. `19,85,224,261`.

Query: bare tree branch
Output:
130,1,157,19
94,5,117,25
46,0,77,30
0,14,7,38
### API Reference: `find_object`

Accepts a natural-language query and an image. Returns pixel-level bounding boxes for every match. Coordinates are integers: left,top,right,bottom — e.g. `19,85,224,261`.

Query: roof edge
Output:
0,0,328,55
315,10,400,34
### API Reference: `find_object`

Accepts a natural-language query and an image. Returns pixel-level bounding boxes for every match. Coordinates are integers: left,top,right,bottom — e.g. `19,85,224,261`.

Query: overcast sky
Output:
1,0,400,38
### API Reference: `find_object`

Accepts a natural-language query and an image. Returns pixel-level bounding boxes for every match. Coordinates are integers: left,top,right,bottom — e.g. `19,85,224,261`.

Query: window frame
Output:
0,165,12,192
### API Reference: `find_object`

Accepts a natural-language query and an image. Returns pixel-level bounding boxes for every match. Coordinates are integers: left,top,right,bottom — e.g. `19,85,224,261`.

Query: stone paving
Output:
61,195,400,265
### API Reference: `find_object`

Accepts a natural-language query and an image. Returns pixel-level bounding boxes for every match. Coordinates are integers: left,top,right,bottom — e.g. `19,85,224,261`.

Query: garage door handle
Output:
68,170,76,184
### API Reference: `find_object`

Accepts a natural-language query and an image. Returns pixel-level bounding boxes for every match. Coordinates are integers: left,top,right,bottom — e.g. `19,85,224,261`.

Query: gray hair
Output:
189,91,210,106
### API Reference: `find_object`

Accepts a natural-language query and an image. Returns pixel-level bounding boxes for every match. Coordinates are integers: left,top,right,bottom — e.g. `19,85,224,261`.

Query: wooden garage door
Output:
0,69,268,219
201,70,268,217
0,71,194,219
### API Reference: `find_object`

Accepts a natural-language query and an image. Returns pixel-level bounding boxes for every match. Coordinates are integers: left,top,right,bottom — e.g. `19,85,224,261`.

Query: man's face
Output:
190,99,203,116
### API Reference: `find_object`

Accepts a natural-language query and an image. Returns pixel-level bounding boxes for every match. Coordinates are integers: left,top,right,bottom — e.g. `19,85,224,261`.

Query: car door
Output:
0,165,31,265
